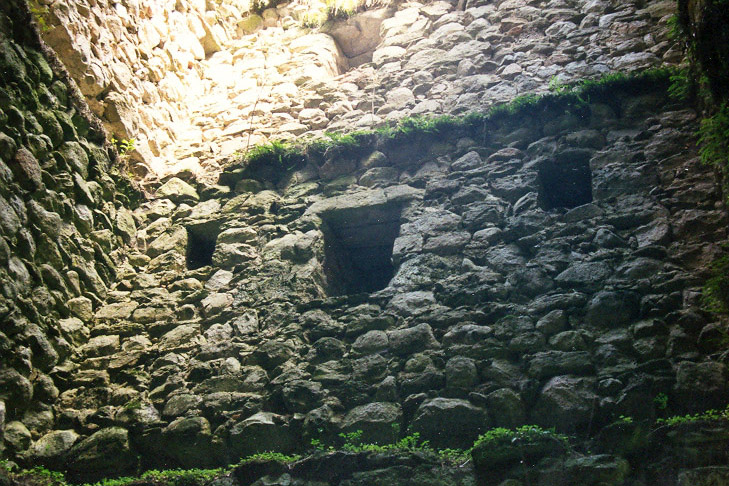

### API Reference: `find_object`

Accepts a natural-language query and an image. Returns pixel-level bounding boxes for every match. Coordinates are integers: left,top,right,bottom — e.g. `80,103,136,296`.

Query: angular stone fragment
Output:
67,427,138,481
341,402,402,444
9,148,42,191
29,429,79,468
410,398,490,449
387,324,439,355
156,177,199,204
228,412,294,460
531,376,597,433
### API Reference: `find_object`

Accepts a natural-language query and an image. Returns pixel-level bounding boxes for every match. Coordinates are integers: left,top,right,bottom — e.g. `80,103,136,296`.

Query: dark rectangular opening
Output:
322,205,402,295
538,150,593,210
186,226,218,270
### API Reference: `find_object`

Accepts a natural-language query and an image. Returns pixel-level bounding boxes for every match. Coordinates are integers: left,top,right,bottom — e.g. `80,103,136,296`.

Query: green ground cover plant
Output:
5,406,729,486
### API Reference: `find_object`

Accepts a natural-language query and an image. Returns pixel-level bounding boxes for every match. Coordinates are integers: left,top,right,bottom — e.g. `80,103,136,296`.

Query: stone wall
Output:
35,0,679,182
7,70,727,484
4,0,729,484
0,0,135,464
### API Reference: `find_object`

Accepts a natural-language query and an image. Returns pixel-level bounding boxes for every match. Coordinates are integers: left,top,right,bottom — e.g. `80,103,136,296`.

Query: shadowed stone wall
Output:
0,0,136,468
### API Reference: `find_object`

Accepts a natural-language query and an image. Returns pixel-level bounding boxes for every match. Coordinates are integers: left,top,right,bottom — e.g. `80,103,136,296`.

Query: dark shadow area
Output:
322,205,402,295
186,226,218,269
538,150,593,209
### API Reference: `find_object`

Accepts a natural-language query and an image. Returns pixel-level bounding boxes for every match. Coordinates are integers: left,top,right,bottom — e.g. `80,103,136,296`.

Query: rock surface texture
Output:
2,0,729,485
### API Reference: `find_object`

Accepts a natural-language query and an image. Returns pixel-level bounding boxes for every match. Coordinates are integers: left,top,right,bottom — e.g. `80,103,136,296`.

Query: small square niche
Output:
321,205,402,296
538,151,593,210
186,226,218,270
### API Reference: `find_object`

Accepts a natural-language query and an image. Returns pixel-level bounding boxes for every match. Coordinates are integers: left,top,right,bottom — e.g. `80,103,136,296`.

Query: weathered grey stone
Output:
527,351,594,379
148,225,187,258
162,416,221,468
29,429,79,468
228,412,294,460
341,402,402,445
81,335,120,358
411,398,490,450
59,141,89,178
67,427,137,480
0,369,33,406
4,421,31,452
254,340,296,369
115,401,161,427
531,376,597,433
485,388,526,429
352,330,389,354
156,177,199,204
159,324,202,351
96,301,139,321
387,324,439,355
445,356,478,389
0,194,21,237
206,269,234,291
678,467,729,486
585,291,639,328
202,292,233,317
674,361,729,411
0,400,5,439
563,454,630,485
9,148,42,190
555,261,612,288
28,201,62,239
281,380,325,413
25,324,59,371
536,310,568,336
132,306,173,324
212,242,258,267
163,394,203,418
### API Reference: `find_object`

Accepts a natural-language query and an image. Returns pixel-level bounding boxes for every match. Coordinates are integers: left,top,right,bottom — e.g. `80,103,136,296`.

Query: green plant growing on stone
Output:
87,468,226,486
654,393,669,411
237,452,301,465
548,76,570,95
123,398,142,410
310,437,334,451
110,137,136,156
28,0,51,33
656,404,729,426
472,425,569,449
311,428,467,463
702,249,729,314
242,140,306,179
87,475,138,486
471,425,571,473
230,68,675,179
250,0,284,14
301,11,328,28
325,0,361,20
301,0,364,27
489,93,540,118
667,14,684,42
27,466,66,485
668,68,692,101
308,130,375,160
340,429,365,451
617,415,634,424
698,103,729,173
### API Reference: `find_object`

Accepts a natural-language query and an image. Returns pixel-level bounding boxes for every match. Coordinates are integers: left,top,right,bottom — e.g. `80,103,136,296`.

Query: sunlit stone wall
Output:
35,0,679,183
